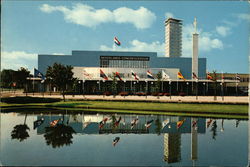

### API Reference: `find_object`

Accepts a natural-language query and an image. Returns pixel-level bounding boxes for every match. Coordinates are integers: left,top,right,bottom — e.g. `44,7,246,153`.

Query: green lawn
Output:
1,98,248,118
47,100,248,115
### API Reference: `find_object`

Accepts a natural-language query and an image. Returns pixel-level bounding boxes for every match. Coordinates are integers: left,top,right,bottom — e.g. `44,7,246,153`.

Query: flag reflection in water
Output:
34,113,211,163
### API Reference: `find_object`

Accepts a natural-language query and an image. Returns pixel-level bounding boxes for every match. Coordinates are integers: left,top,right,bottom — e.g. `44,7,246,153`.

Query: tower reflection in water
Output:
35,113,206,164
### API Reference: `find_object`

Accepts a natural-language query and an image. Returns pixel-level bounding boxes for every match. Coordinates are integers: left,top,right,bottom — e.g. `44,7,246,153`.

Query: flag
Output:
177,119,185,129
221,73,224,80
50,119,60,127
83,69,92,79
114,37,121,46
131,70,140,80
206,119,213,128
100,69,108,80
99,117,109,129
236,73,241,81
162,70,170,80
33,118,44,130
34,68,46,82
83,118,91,129
145,120,154,129
147,70,154,79
192,72,198,80
192,120,197,127
115,72,123,81
113,137,120,146
177,72,186,81
207,72,213,80
131,118,139,129
162,119,169,129
114,116,122,127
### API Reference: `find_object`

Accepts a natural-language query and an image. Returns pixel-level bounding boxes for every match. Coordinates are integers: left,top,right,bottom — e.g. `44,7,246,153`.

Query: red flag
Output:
50,119,60,127
115,72,123,81
207,72,213,80
100,69,108,80
177,72,186,81
177,119,185,129
206,119,213,128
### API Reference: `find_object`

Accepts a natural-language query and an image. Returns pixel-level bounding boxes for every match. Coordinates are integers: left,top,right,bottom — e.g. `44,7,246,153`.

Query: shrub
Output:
1,96,61,104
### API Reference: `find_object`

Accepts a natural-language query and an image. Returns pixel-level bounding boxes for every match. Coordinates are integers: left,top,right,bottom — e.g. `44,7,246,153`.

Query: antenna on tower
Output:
193,17,197,33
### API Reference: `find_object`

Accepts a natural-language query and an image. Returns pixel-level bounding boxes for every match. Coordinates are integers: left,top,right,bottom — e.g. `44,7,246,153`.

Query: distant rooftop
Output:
165,18,183,24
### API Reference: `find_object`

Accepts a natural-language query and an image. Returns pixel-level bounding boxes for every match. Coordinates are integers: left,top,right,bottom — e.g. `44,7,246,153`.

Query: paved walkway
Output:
3,90,248,104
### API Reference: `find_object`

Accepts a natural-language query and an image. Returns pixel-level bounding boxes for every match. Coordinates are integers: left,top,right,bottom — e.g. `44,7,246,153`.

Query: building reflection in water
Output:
191,118,198,165
35,113,206,164
163,133,181,163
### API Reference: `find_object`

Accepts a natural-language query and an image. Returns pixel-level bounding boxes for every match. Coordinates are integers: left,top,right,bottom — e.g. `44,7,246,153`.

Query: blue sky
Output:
1,1,249,74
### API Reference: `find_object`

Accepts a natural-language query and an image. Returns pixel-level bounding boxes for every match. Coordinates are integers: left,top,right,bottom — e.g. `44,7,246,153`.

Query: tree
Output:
46,63,76,101
1,68,30,89
212,70,217,100
110,72,117,98
156,72,162,99
44,124,76,148
11,113,30,142
15,67,30,89
0,69,15,88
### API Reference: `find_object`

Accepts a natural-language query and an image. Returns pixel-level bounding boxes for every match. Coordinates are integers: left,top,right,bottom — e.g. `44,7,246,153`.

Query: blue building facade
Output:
38,50,206,79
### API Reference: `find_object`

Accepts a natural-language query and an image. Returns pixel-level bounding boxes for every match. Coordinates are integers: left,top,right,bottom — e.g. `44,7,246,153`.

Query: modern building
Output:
38,50,207,80
165,18,182,57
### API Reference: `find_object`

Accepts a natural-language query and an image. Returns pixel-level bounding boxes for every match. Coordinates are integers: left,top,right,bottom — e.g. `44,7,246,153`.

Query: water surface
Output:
0,109,248,166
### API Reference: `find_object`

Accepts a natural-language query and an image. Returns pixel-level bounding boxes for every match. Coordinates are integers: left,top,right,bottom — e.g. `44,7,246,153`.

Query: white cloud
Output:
182,24,223,57
216,26,231,37
236,13,250,22
100,40,165,55
165,12,174,19
52,53,65,55
100,24,224,57
40,3,156,29
1,51,37,71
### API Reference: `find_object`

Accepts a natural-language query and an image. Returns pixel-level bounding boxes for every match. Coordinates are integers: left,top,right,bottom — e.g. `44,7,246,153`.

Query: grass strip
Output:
47,100,248,114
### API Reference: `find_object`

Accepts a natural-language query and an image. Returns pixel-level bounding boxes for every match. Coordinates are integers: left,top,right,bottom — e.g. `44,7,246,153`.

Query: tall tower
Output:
165,18,182,57
192,17,199,78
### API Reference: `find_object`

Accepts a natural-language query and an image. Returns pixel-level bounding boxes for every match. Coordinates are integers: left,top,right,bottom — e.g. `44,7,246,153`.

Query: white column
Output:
192,33,199,78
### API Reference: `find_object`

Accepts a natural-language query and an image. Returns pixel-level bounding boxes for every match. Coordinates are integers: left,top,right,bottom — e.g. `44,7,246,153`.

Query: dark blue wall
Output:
38,50,206,79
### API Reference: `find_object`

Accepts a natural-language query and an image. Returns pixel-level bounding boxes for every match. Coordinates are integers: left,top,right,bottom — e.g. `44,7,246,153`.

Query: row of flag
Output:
99,70,242,81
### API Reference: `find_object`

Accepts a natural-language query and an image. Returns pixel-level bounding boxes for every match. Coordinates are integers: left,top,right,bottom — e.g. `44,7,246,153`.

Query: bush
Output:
103,91,112,96
1,96,61,104
164,93,171,96
136,92,146,96
119,92,129,96
151,92,158,96
158,93,164,96
179,92,186,96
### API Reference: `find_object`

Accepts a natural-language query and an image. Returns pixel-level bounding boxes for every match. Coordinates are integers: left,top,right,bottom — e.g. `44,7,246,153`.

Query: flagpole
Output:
177,79,179,92
196,79,198,100
169,79,172,99
161,79,163,92
235,74,238,96
192,79,194,94
33,68,35,96
131,79,132,95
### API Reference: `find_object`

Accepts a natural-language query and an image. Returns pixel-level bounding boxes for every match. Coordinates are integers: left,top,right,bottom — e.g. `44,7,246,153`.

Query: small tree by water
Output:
46,63,76,101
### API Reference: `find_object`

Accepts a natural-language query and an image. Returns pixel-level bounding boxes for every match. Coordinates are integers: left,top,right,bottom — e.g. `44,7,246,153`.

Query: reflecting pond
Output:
0,109,248,166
